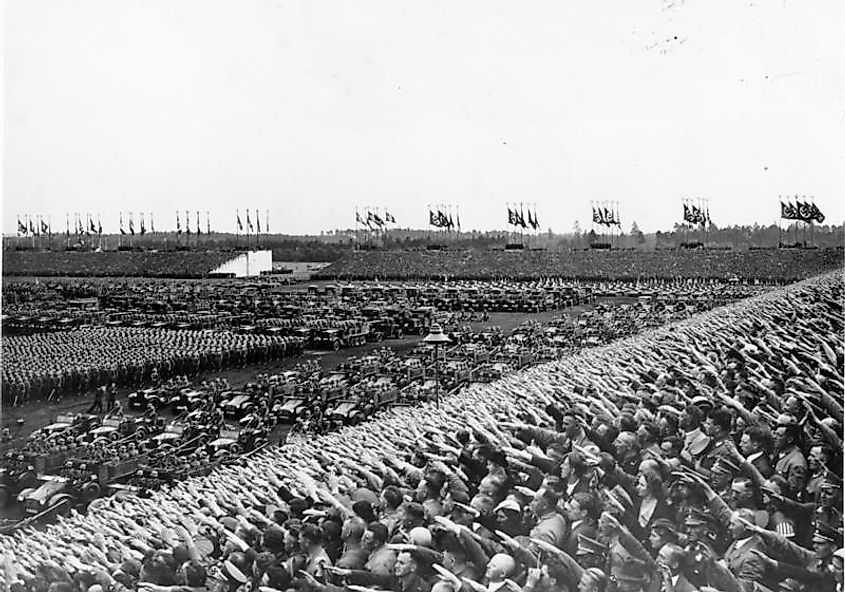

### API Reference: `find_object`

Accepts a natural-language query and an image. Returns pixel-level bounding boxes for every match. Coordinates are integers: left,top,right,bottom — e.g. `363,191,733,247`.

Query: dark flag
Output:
176,211,182,234
246,209,253,232
508,207,517,226
196,211,202,235
448,212,454,230
120,212,126,235
255,209,260,233
186,211,191,235
810,202,825,223
592,206,602,225
139,213,146,235
356,211,365,225
17,217,26,235
372,212,384,227
129,213,135,236
236,210,242,232
97,217,102,235
41,219,50,235
430,209,438,227
798,201,813,222
385,211,396,223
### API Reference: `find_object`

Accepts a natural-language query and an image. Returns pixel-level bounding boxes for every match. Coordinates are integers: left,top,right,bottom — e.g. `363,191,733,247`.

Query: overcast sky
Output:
3,0,844,235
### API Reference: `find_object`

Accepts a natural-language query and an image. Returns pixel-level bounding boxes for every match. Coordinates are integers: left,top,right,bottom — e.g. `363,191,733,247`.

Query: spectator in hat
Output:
648,519,679,556
614,557,650,592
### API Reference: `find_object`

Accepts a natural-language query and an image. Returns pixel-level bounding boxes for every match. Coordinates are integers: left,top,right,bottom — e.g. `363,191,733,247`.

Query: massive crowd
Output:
1,328,304,406
2,252,239,278
316,249,844,282
1,271,841,591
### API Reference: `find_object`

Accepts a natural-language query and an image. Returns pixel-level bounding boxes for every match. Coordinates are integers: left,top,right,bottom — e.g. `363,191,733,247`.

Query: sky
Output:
3,0,844,235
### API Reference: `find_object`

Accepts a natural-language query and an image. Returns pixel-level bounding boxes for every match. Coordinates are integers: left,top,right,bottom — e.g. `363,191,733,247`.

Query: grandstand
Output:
315,248,845,281
2,250,272,278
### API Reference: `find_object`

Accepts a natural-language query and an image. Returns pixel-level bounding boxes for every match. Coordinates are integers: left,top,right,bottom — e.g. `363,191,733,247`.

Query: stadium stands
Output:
315,248,845,281
2,250,243,278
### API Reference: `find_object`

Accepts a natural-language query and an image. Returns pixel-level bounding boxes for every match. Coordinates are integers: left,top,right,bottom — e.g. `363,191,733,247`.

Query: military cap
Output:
616,557,649,583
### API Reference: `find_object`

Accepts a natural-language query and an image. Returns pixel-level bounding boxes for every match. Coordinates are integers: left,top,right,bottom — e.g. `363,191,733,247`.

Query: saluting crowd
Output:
2,271,843,592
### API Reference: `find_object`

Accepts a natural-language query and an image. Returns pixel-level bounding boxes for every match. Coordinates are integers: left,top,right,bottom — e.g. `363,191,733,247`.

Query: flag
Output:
809,202,825,223
527,209,535,229
186,211,191,235
129,213,135,236
372,212,384,227
17,217,26,235
120,212,126,235
385,211,396,223
236,210,242,232
518,205,527,229
246,209,253,232
356,211,365,225
41,219,50,235
592,206,602,225
430,210,440,227
256,210,261,233
456,211,461,232
177,211,182,234
33,218,40,237
683,203,692,223
197,211,202,234
603,207,613,226
89,216,97,234
437,210,449,228
798,201,813,222
448,212,454,229
149,213,155,233
29,217,35,235
97,216,102,235
532,208,539,230
140,213,146,235
508,207,517,226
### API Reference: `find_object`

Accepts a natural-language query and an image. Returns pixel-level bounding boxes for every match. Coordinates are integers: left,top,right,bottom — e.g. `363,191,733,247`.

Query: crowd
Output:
2,252,239,278
315,249,844,282
1,328,304,407
0,270,841,592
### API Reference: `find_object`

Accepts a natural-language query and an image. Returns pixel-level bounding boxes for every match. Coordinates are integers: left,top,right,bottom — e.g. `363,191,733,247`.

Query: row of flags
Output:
592,205,621,228
16,216,52,237
507,205,540,230
682,203,711,226
356,208,397,229
429,208,460,231
235,210,269,234
780,199,825,223
119,212,156,236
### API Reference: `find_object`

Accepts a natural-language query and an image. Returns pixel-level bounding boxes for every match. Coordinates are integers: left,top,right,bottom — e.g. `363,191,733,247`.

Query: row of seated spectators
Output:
315,249,844,282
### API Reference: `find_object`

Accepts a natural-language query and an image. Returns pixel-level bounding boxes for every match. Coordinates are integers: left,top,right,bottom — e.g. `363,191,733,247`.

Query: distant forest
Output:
4,222,842,262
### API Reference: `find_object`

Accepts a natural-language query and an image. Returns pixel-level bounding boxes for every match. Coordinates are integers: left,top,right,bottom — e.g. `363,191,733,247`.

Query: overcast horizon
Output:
4,0,844,236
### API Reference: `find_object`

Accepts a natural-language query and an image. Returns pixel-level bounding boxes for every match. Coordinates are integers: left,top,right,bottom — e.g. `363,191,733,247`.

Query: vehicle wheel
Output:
109,432,120,441
49,494,74,516
396,329,404,339
375,333,383,342
332,341,340,351
80,481,101,502
419,327,426,336
230,444,242,456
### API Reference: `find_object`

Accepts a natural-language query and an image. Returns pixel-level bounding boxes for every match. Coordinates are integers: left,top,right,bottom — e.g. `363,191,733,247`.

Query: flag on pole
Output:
97,215,102,235
120,212,126,235
129,212,135,235
246,209,253,232
196,211,201,234
177,211,182,234
236,210,243,232
150,212,155,233
140,212,146,235
385,211,396,223
17,217,26,236
256,209,261,233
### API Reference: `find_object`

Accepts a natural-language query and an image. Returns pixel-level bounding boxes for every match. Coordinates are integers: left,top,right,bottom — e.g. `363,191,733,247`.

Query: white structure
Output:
209,250,273,277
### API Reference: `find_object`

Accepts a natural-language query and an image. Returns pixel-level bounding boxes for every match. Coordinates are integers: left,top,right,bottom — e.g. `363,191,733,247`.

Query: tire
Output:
332,341,340,351
109,431,120,441
375,333,383,343
396,329,404,339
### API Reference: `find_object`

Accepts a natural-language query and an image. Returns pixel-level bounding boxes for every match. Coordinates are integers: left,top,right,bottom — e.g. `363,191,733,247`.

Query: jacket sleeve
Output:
757,528,815,567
